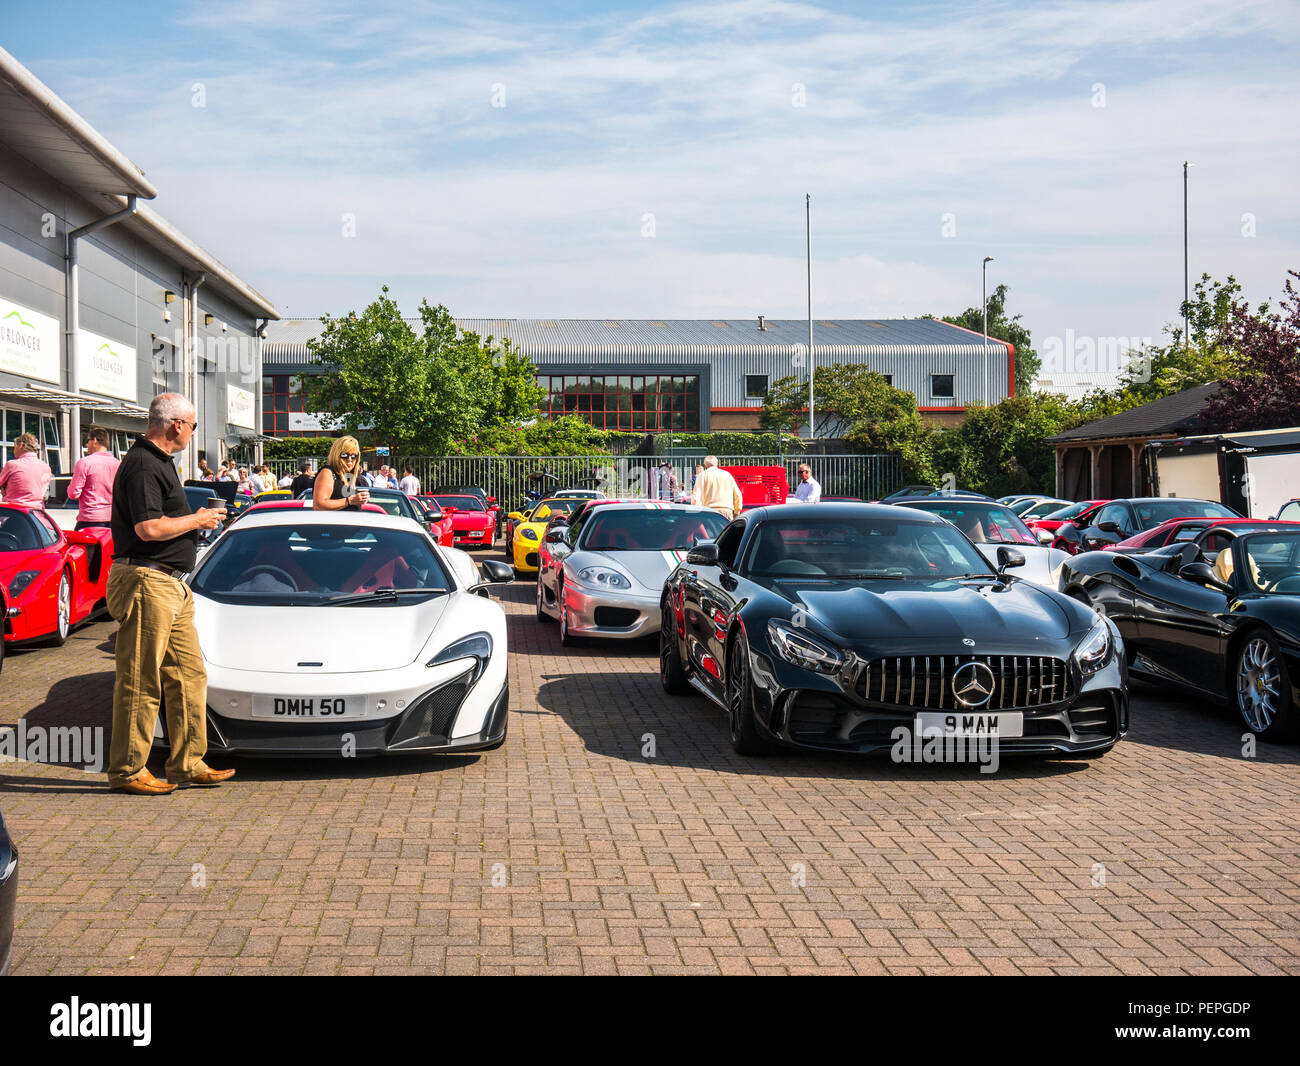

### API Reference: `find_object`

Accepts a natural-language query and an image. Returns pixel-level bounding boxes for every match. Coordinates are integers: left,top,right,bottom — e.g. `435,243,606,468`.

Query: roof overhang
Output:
0,383,114,409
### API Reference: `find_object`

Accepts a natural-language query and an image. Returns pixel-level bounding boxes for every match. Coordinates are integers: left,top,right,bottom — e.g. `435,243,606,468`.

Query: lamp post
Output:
806,193,814,439
1183,161,1193,351
982,256,994,405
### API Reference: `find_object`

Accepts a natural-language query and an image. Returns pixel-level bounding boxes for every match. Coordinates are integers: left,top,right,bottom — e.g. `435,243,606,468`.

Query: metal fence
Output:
266,453,903,508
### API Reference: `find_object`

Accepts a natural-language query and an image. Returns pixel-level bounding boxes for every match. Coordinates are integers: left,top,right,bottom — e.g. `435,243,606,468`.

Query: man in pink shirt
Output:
67,426,121,529
0,431,52,509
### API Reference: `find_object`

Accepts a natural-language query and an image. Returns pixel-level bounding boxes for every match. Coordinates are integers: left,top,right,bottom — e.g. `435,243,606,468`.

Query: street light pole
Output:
1183,161,1192,350
982,256,994,405
806,193,814,439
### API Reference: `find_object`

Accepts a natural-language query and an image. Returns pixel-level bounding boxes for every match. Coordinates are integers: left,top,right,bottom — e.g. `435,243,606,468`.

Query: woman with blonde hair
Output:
313,436,370,511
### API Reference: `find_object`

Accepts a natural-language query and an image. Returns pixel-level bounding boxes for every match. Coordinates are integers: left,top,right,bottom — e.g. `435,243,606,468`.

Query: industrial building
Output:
263,316,1015,436
0,46,277,489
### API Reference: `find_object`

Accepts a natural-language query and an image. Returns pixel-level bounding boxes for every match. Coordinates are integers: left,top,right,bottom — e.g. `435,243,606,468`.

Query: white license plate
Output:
252,695,360,719
916,711,1023,738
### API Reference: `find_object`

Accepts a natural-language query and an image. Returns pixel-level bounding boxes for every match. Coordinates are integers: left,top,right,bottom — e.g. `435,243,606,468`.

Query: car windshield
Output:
1241,533,1300,594
191,524,451,605
434,495,484,511
898,502,1037,545
533,499,576,518
743,516,994,580
581,509,727,551
356,490,415,518
0,508,41,552
1042,500,1092,521
1135,499,1236,526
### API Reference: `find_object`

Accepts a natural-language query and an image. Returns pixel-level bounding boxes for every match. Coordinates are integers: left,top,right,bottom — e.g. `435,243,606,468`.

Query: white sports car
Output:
171,509,514,756
536,501,728,643
893,498,1070,590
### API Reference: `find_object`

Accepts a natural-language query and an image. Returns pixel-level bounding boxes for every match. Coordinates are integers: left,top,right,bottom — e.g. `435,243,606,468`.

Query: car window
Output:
1042,500,1091,521
1278,502,1300,521
1093,503,1130,529
0,508,42,552
434,495,484,511
899,502,1037,545
580,509,726,552
716,523,744,568
1135,499,1236,526
1171,523,1209,543
1241,534,1300,593
32,509,61,546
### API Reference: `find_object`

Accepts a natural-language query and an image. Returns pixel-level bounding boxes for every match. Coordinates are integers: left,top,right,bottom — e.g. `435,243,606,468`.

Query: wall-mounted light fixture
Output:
162,309,172,322
163,290,176,304
220,321,228,332
203,313,214,326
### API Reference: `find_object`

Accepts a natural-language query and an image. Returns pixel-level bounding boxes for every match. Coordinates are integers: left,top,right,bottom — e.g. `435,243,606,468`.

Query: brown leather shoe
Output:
171,767,236,788
112,769,177,796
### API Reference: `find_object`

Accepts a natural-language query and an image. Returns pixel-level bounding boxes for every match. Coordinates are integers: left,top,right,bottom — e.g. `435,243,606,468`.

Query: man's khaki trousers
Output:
105,564,209,786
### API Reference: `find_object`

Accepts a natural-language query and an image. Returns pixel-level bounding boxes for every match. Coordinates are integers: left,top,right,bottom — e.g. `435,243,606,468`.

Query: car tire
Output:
726,633,777,755
558,581,581,647
1234,630,1296,741
659,602,690,695
47,570,71,647
535,574,552,622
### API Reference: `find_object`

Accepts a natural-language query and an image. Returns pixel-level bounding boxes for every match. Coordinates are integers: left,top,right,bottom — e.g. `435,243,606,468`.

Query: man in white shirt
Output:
690,455,744,520
794,463,821,503
398,466,420,495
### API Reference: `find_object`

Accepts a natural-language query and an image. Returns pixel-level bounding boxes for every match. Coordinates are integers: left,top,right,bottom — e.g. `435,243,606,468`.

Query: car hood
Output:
573,549,689,590
194,595,451,672
764,577,1079,649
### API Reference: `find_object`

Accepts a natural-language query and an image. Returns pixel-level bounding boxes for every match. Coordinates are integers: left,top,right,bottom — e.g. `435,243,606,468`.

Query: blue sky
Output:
8,0,1299,382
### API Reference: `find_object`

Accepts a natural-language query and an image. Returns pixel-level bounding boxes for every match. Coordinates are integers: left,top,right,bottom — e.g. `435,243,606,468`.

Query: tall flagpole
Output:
806,194,814,439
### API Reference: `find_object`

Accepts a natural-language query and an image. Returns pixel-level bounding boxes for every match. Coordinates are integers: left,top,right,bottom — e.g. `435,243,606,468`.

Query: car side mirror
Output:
473,559,515,589
508,511,523,521
1097,521,1120,534
1036,528,1054,544
687,541,719,566
1178,561,1233,593
997,546,1026,573
544,529,568,544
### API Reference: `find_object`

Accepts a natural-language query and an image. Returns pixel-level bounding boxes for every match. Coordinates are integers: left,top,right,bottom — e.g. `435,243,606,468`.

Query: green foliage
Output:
931,393,1080,495
939,284,1040,395
264,436,339,460
449,415,611,456
662,431,800,456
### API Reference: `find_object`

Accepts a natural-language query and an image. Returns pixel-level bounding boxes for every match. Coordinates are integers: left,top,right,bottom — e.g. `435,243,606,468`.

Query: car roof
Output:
218,508,423,531
583,501,706,513
745,501,947,524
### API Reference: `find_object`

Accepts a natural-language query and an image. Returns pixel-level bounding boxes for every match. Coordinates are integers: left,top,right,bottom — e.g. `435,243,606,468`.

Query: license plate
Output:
916,711,1023,738
252,695,359,719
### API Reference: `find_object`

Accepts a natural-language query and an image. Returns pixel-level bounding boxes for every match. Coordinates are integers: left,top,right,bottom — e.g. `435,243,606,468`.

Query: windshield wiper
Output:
949,572,1001,581
322,588,447,606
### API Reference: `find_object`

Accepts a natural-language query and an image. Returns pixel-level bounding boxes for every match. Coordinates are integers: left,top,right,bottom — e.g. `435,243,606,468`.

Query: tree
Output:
1201,269,1300,430
300,288,546,454
938,283,1040,395
931,393,1078,495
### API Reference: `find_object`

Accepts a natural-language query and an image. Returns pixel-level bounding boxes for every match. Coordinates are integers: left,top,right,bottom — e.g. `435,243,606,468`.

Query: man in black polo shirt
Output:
106,393,234,795
289,458,314,498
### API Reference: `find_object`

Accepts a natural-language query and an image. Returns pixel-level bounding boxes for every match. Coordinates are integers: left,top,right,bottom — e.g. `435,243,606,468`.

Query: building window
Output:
536,374,700,431
745,374,768,399
931,374,954,399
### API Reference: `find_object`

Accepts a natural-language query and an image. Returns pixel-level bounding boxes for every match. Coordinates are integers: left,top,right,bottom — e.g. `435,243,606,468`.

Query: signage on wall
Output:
77,328,138,401
226,385,256,430
0,297,61,383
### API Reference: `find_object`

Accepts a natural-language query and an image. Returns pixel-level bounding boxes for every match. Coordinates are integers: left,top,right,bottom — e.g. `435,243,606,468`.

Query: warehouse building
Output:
263,316,1014,436
0,46,278,488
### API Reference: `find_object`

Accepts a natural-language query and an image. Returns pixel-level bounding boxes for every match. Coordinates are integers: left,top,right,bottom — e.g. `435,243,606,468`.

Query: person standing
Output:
690,455,743,520
0,432,53,509
247,466,266,495
398,465,419,495
66,426,120,528
289,458,315,498
794,463,821,504
312,436,370,511
106,393,234,795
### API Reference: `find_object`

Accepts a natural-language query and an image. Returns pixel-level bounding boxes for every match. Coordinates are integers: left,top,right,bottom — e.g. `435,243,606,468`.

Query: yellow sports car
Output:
507,497,582,572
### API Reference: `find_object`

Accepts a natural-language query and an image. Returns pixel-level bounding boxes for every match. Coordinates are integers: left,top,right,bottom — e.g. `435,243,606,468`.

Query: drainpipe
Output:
254,318,268,465
65,195,138,469
188,272,207,478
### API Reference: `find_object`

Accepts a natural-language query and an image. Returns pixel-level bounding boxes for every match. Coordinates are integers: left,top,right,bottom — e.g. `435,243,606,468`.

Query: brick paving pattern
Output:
1,559,1298,975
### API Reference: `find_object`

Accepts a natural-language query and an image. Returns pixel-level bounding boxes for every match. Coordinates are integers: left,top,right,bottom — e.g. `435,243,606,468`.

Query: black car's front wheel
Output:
659,603,689,694
1235,630,1295,740
726,634,777,755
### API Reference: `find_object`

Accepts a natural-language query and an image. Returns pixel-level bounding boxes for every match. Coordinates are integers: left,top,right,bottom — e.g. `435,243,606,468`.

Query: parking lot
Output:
2,568,1299,976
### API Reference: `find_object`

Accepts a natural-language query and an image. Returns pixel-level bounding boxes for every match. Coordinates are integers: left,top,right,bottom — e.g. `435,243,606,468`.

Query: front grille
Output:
387,669,473,747
593,606,639,627
856,654,1072,711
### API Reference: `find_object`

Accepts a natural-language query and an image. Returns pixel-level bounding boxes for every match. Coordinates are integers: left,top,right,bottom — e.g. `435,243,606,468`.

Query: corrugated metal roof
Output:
265,317,1013,364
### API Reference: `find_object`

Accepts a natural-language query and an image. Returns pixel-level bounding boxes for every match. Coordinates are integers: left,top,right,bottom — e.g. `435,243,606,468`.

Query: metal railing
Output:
265,453,903,507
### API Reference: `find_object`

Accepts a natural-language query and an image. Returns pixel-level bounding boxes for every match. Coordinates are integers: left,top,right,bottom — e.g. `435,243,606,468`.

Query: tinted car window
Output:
899,502,1037,545
1134,499,1235,526
1042,500,1092,521
433,495,484,511
192,524,451,605
580,509,726,551
0,508,41,552
1241,533,1300,592
716,523,744,567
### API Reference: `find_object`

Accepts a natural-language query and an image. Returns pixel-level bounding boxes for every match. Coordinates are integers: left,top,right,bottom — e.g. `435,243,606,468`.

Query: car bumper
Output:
0,830,15,977
163,654,509,756
745,646,1129,756
453,529,493,547
562,582,660,638
512,540,540,571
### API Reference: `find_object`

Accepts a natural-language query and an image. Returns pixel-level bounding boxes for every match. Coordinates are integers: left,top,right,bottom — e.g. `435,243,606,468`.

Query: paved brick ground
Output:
2,562,1298,975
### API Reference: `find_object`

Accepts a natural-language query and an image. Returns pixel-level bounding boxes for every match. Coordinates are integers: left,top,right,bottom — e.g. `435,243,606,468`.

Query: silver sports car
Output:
536,502,727,644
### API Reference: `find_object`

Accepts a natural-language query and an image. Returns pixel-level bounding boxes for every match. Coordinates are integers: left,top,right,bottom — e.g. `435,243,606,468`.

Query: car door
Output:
1083,502,1135,550
1128,546,1231,691
683,522,744,699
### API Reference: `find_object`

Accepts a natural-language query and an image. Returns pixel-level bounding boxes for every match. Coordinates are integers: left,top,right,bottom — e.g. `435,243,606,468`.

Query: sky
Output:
8,0,1299,381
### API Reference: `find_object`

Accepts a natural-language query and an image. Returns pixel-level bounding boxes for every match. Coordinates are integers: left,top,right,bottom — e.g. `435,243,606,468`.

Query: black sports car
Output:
0,807,15,975
659,503,1128,757
1061,527,1300,740
1058,497,1237,553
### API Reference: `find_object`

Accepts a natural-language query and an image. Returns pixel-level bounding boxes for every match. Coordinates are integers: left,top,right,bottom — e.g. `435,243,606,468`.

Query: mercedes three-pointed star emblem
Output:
951,660,996,708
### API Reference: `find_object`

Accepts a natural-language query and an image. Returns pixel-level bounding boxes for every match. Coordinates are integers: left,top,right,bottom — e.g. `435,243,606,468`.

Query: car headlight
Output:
7,570,40,598
1073,617,1112,675
577,566,631,590
520,528,539,541
766,619,845,674
427,631,493,684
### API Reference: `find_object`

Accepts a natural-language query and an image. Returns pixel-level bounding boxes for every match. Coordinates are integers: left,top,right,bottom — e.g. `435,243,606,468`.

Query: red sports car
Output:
1045,500,1110,553
1104,515,1300,553
411,496,455,546
428,494,495,549
1,504,113,648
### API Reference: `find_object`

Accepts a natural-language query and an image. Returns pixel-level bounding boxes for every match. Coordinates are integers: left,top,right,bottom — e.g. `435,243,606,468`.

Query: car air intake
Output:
593,606,639,627
856,655,1072,711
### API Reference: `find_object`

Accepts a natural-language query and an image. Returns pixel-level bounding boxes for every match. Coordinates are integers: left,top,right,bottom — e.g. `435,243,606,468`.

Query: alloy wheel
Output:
1237,637,1280,732
58,573,70,640
727,641,747,740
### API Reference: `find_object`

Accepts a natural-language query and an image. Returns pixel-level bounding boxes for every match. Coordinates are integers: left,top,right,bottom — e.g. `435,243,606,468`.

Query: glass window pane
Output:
24,412,39,437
